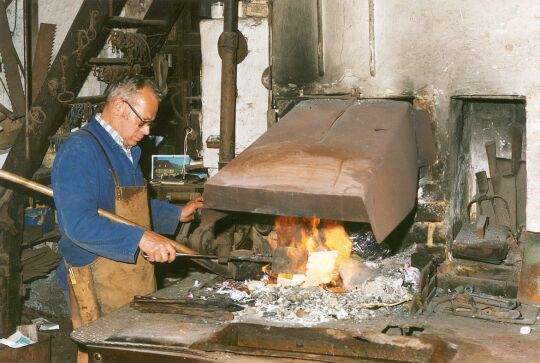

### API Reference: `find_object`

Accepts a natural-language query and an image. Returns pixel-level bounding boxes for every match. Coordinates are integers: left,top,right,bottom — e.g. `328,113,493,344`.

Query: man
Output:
52,75,202,327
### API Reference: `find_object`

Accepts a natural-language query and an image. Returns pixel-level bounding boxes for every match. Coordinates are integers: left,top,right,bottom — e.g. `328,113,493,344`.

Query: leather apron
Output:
67,130,155,326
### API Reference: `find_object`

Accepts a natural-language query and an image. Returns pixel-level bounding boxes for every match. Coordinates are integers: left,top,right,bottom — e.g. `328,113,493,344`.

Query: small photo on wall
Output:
151,155,191,180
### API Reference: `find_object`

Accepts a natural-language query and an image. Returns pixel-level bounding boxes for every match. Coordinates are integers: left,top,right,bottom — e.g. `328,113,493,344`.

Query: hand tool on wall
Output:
0,2,26,117
0,169,232,278
31,23,56,102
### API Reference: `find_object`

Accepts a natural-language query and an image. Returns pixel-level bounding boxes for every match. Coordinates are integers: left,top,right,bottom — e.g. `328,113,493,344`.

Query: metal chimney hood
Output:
203,98,435,242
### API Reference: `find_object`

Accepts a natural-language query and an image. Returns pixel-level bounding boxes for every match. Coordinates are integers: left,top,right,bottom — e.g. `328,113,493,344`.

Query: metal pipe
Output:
24,0,32,160
316,0,324,77
218,0,239,169
368,0,376,77
266,0,276,129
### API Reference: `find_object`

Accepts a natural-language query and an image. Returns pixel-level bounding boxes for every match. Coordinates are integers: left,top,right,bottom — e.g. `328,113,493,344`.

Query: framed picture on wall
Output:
151,155,191,180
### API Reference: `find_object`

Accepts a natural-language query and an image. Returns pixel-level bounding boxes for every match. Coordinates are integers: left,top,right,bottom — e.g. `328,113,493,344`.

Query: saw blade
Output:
31,23,56,102
0,2,26,117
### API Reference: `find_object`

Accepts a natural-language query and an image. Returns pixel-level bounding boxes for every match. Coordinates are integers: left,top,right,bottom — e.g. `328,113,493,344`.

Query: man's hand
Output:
180,196,204,222
139,231,177,263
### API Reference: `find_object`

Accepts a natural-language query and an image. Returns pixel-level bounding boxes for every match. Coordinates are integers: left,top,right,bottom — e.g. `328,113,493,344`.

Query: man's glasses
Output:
123,100,155,129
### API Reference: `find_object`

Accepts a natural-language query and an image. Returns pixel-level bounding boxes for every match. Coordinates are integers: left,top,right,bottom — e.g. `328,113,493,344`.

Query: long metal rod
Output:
266,0,275,129
316,0,324,77
150,252,272,264
24,0,32,160
368,0,376,77
0,169,231,277
218,0,239,169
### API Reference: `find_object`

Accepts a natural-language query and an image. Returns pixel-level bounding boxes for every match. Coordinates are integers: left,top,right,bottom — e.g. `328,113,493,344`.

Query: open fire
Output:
265,216,369,290
208,217,416,325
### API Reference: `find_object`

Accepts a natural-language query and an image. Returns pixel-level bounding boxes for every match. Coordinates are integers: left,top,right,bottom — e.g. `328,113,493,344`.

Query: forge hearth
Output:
72,268,455,363
71,266,540,362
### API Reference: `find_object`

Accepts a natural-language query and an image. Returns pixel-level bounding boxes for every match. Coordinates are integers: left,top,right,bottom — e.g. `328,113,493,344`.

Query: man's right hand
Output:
139,231,177,263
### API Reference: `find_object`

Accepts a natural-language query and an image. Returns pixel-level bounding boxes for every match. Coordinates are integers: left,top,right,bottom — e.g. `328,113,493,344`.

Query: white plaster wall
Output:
200,18,269,175
318,1,539,97
314,1,540,232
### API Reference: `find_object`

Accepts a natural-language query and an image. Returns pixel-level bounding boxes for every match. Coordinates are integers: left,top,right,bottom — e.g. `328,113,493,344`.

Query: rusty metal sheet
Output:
204,99,418,242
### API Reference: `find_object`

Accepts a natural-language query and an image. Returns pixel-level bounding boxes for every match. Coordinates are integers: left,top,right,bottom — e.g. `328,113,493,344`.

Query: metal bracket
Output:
218,31,248,64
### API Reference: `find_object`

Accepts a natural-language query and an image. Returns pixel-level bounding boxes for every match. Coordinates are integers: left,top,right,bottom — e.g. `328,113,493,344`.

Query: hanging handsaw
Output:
31,23,56,102
0,1,25,117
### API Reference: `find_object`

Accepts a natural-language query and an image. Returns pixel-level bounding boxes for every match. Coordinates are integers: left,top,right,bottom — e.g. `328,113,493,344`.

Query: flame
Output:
270,216,355,289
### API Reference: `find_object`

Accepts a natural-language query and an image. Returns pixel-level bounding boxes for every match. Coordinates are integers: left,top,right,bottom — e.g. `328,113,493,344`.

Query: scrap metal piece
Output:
431,292,536,324
204,99,420,242
0,1,25,117
130,295,243,321
31,23,56,102
452,221,509,264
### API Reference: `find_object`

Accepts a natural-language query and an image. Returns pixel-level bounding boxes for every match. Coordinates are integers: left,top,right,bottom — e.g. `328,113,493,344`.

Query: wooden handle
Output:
0,169,231,278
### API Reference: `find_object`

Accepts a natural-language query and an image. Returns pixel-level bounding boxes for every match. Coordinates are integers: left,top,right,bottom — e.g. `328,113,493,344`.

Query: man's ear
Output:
111,98,124,114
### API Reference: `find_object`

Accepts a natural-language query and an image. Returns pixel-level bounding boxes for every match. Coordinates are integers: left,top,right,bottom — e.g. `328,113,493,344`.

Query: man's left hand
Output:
180,196,204,222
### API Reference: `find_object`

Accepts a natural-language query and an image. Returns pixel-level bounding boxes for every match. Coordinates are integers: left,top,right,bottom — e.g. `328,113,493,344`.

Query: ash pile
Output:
208,218,420,326
238,252,416,325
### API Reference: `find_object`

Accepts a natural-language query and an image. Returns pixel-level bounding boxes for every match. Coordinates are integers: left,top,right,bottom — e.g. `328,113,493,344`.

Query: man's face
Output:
116,86,159,147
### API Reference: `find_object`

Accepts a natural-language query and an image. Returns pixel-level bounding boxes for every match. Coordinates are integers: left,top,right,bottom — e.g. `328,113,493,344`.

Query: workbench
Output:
72,272,540,363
